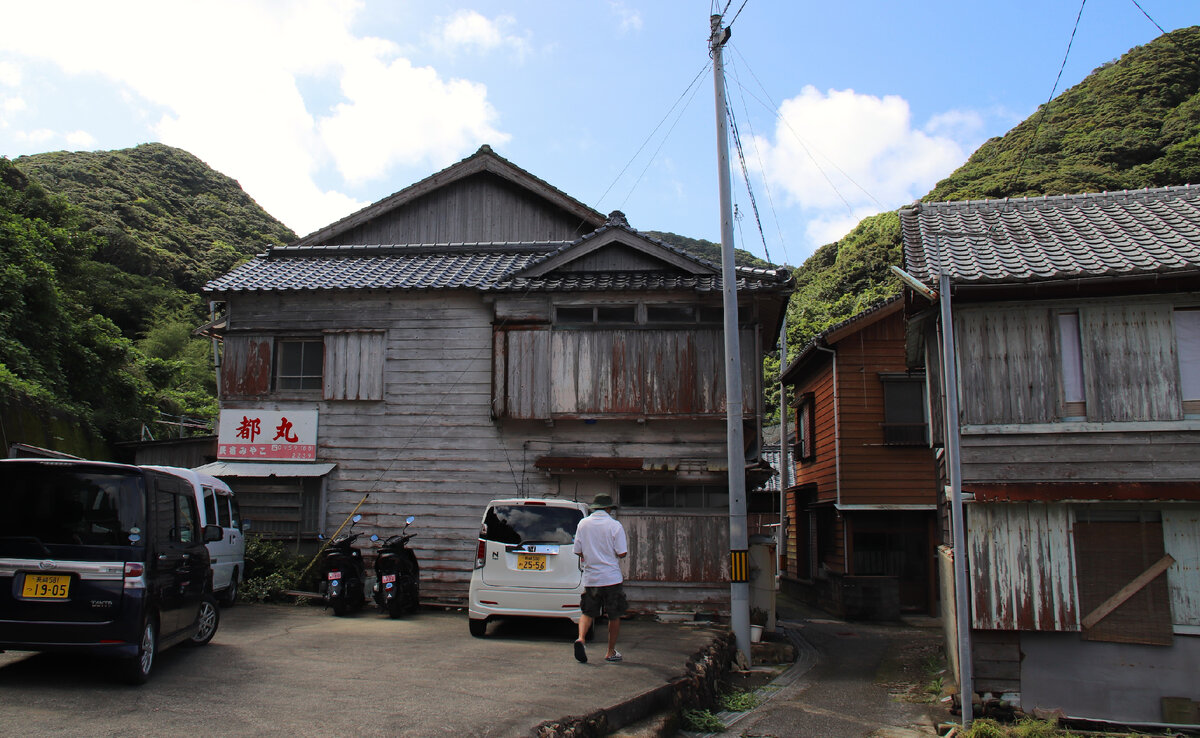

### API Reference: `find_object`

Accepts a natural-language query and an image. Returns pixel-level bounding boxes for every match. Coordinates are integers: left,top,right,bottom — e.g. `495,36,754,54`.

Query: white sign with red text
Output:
217,409,318,460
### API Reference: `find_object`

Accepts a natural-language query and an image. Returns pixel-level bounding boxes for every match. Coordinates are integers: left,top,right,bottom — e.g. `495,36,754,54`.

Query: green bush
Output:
719,689,762,712
241,536,320,602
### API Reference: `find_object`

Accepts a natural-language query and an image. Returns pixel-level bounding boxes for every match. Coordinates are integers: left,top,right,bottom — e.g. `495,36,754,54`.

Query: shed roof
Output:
900,184,1200,288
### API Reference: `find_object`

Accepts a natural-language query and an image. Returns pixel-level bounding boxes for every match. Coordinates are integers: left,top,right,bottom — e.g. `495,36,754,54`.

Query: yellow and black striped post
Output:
729,549,749,583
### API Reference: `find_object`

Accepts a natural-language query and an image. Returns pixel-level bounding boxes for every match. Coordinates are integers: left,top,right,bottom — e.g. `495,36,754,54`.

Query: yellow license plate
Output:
22,573,71,599
516,554,546,571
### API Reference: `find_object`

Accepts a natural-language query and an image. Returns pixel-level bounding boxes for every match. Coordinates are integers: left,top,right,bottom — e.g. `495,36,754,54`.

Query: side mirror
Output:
203,524,223,543
241,520,252,532
318,534,325,541
370,534,380,542
405,516,415,525
352,514,362,523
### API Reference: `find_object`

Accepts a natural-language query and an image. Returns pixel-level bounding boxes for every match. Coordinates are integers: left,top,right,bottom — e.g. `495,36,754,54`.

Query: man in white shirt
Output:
572,494,628,663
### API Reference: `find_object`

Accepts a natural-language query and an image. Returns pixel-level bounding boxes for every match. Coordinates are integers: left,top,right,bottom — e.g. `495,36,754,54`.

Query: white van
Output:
143,466,244,605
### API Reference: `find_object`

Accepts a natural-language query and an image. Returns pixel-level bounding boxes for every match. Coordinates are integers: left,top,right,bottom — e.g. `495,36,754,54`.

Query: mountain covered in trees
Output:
0,145,294,446
783,25,1200,353
2,25,1197,449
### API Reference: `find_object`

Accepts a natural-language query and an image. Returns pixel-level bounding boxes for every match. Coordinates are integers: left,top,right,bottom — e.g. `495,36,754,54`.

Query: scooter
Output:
319,514,367,616
370,515,420,618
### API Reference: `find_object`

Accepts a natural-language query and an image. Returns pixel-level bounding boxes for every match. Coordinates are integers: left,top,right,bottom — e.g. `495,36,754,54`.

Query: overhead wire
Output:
1006,0,1088,193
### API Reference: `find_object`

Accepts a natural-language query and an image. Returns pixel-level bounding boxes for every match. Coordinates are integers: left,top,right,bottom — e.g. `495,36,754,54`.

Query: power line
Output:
595,60,711,212
1006,0,1088,193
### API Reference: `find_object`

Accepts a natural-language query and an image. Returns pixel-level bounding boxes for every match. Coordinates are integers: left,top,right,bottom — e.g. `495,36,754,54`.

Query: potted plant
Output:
749,607,768,642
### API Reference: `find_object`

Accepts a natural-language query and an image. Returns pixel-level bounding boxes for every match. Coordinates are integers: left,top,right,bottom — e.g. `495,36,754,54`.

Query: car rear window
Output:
482,505,584,545
0,463,146,557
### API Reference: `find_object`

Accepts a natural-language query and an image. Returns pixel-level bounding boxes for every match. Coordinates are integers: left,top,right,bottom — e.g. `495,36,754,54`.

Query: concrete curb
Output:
533,630,737,738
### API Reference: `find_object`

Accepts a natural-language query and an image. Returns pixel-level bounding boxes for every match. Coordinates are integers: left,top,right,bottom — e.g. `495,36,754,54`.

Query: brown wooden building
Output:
781,296,938,618
203,146,792,611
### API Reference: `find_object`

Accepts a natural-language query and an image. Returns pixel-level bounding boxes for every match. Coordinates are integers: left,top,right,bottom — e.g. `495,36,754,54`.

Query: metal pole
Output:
777,314,788,583
711,13,751,663
939,272,974,727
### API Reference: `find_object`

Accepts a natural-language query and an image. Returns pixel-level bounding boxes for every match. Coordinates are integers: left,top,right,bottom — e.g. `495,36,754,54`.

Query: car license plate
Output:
517,554,546,571
382,574,396,584
327,571,341,580
22,573,70,599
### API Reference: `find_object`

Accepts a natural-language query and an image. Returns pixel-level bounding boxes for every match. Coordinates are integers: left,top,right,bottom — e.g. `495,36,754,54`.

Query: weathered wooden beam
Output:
1080,554,1176,631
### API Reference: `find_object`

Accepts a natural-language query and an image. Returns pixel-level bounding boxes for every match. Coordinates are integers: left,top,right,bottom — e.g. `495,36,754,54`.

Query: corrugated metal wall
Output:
968,502,1078,631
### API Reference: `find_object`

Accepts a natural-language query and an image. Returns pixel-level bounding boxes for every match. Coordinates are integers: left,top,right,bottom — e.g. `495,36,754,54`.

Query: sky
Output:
0,1,1194,267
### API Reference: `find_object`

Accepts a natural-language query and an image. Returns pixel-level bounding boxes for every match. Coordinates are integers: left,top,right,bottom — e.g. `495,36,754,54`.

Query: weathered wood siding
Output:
323,330,384,401
956,306,1058,425
1080,303,1182,422
968,502,1078,631
1164,506,1200,628
222,291,740,606
324,173,588,245
960,428,1200,483
624,513,729,581
832,309,936,506
498,327,756,419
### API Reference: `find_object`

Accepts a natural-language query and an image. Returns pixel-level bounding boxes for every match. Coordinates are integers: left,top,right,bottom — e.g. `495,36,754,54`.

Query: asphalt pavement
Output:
686,594,950,738
0,603,717,737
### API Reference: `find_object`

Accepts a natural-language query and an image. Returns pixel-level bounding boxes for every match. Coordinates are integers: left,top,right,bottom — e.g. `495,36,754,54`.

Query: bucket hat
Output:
589,494,618,510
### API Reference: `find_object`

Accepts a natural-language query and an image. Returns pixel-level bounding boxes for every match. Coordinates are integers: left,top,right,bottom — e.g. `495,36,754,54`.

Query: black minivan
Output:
0,459,221,684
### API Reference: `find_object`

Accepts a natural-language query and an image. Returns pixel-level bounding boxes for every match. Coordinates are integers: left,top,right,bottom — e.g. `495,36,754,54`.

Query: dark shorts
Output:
580,583,628,619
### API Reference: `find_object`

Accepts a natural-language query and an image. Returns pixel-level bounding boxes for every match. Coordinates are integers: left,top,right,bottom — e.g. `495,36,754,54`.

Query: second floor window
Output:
881,375,927,445
276,340,323,391
795,392,815,461
1177,308,1200,414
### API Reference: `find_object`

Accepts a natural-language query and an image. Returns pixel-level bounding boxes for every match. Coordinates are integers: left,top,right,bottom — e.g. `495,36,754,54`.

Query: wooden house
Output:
202,145,793,611
780,297,939,618
901,185,1200,727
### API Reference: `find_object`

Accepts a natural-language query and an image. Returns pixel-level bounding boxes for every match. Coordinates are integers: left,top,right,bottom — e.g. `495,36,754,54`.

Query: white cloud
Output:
63,130,97,149
749,86,973,246
15,128,55,144
433,10,530,59
0,0,510,235
608,2,643,33
0,62,20,87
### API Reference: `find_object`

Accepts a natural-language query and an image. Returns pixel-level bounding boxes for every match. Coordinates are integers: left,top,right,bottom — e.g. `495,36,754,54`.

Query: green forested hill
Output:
783,25,1200,354
1,145,294,447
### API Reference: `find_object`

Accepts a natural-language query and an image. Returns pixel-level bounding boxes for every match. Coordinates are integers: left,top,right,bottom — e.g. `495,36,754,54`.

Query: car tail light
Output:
475,539,486,569
522,500,546,505
124,562,144,578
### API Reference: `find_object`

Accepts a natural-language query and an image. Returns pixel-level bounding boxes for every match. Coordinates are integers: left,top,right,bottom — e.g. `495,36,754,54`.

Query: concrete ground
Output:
683,594,951,738
0,603,717,737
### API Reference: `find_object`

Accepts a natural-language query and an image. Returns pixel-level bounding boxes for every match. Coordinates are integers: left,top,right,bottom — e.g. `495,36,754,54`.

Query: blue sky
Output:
0,1,1193,267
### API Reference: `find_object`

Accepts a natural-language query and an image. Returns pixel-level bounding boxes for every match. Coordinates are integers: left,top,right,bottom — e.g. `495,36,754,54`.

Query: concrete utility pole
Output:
710,12,751,663
938,271,974,728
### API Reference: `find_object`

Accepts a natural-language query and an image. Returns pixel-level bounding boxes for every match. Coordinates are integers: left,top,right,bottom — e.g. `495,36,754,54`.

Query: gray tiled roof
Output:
900,185,1200,286
205,240,791,294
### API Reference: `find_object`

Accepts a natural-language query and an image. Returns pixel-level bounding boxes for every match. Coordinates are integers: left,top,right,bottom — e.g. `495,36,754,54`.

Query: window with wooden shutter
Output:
1175,308,1200,414
1074,508,1174,646
323,331,384,401
794,393,815,461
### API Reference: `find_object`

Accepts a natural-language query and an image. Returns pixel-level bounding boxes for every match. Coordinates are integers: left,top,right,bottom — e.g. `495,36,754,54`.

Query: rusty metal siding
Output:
1080,303,1182,422
1164,506,1200,628
968,502,1079,631
220,335,273,397
624,513,729,582
323,331,384,401
499,327,755,418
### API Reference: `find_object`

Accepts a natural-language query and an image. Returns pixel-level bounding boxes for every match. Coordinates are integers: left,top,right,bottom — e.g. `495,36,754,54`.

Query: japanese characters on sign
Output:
217,409,318,461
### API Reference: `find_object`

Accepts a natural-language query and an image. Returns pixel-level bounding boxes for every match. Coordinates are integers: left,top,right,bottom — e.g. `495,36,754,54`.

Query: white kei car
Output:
467,497,590,637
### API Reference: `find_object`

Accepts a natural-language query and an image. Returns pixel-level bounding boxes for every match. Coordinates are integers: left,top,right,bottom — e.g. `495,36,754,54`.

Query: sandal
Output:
604,651,622,662
574,640,587,663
